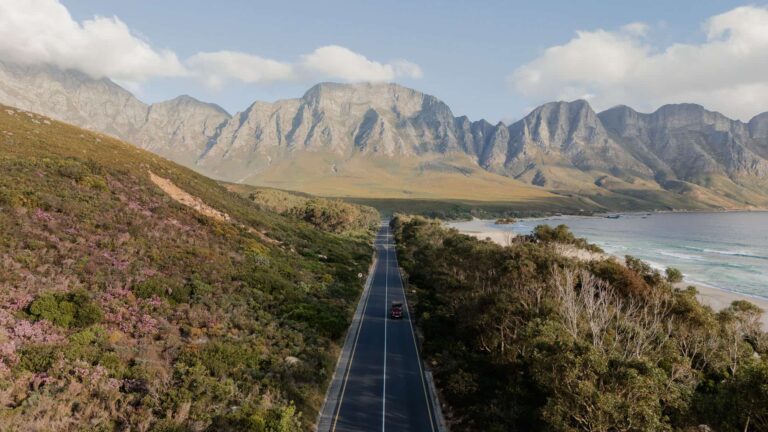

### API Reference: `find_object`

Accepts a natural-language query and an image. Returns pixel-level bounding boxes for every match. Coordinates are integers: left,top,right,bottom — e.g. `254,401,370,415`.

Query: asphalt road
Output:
329,224,438,432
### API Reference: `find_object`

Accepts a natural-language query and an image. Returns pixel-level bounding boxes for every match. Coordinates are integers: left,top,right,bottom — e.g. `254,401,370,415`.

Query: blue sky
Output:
32,1,768,121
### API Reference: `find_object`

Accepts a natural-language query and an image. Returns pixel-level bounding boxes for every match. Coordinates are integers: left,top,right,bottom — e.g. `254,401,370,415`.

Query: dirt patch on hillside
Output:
149,171,283,245
149,172,231,223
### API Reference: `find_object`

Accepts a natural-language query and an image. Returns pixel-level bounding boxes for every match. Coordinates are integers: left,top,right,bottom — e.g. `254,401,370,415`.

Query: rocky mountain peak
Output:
1,60,768,209
749,112,768,139
514,99,605,152
597,105,642,135
301,81,447,121
161,94,230,115
650,103,737,132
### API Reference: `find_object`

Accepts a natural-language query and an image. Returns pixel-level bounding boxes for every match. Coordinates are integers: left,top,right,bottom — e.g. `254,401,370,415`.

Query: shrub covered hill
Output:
393,216,768,432
0,104,378,431
224,185,379,235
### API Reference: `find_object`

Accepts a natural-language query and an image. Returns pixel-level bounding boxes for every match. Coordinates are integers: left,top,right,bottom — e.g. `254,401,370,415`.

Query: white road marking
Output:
330,225,436,432
382,232,389,432
330,229,382,432
394,240,437,432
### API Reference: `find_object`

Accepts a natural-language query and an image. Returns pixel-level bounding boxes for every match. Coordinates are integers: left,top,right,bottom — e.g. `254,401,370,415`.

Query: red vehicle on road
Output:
390,301,403,319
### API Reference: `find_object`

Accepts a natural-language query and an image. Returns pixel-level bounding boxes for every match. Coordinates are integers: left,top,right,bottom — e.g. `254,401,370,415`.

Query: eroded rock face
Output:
599,103,768,180
134,96,230,166
0,61,148,139
203,82,463,161
503,100,648,178
0,61,230,168
1,60,768,207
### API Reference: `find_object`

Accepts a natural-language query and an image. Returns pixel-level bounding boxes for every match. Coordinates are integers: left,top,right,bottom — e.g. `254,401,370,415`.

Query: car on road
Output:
391,300,403,319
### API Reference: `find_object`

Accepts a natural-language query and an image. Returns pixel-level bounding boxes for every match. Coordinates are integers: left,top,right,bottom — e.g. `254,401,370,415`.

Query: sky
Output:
2,0,767,122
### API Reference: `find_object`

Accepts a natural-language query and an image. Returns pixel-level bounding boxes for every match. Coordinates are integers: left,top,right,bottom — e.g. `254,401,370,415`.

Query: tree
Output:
666,267,684,284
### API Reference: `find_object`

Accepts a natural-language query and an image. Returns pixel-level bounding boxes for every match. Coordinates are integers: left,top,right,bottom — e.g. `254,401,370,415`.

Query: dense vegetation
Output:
392,216,768,431
0,106,375,431
347,197,595,220
235,187,379,234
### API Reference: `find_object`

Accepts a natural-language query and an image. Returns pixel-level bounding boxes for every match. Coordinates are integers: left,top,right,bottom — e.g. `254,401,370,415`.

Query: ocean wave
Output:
644,260,667,272
681,246,768,260
658,251,705,261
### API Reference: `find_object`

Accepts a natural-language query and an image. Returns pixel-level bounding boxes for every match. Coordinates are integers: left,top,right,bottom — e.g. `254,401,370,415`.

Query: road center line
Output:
382,229,389,432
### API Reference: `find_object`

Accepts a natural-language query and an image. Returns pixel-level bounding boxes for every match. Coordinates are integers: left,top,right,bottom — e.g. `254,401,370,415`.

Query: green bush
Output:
534,224,603,253
0,187,24,207
206,404,302,432
18,345,60,372
28,290,102,328
29,293,76,327
81,175,109,191
134,276,181,300
286,302,348,339
666,267,684,283
56,159,90,181
186,276,214,300
246,188,379,233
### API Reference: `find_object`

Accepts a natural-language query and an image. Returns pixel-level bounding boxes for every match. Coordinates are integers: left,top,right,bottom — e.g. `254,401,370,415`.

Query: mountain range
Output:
2,60,767,210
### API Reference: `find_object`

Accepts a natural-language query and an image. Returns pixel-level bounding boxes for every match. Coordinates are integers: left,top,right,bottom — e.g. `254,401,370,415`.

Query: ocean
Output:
448,212,768,299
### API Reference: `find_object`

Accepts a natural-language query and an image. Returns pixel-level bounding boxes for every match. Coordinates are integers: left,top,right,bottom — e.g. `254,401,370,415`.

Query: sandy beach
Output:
457,230,518,246
689,283,768,326
455,228,768,327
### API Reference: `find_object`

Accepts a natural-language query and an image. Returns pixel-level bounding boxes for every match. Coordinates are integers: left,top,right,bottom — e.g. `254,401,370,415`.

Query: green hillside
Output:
224,184,380,234
0,105,376,431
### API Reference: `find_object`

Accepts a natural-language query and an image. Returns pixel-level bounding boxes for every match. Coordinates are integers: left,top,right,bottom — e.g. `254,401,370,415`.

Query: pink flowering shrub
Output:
0,340,18,374
99,250,130,271
100,287,162,337
4,292,33,312
11,319,64,344
74,362,109,383
33,208,54,222
0,308,63,375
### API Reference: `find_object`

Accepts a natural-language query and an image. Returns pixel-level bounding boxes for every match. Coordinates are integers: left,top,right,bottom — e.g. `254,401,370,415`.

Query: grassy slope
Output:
0,105,375,430
224,184,380,234
238,151,560,201
230,148,762,215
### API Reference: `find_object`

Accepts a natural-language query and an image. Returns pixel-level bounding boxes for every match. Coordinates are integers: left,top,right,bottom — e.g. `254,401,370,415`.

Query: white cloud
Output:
507,6,768,120
186,45,423,88
299,45,423,82
391,59,424,80
621,22,649,37
0,1,422,89
0,0,186,81
187,51,295,89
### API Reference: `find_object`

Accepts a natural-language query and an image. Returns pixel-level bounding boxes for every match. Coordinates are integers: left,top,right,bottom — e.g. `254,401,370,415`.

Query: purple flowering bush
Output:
0,106,375,430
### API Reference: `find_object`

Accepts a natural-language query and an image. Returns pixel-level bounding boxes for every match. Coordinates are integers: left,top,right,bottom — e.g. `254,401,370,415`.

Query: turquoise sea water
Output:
448,212,768,299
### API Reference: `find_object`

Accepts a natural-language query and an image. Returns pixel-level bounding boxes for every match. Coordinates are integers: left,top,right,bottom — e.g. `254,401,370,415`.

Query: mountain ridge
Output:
1,61,767,210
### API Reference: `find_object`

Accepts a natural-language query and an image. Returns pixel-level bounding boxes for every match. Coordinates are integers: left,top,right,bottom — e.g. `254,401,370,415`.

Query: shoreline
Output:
453,227,768,327
686,282,768,326
445,208,768,224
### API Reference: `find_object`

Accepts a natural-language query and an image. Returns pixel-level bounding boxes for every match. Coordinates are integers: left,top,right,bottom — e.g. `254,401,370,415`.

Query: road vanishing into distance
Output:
320,224,439,432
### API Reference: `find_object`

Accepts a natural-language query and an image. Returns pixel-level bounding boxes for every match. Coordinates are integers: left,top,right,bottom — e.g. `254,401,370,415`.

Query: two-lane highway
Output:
324,223,437,432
